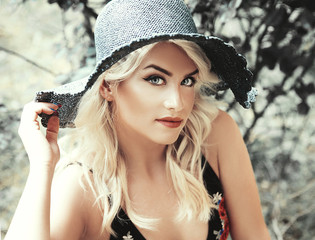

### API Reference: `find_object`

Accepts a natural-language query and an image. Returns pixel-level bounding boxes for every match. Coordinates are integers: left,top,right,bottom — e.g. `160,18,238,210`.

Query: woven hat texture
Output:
36,0,256,128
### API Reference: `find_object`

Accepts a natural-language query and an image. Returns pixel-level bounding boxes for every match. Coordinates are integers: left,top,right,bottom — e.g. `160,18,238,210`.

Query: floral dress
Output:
110,156,230,240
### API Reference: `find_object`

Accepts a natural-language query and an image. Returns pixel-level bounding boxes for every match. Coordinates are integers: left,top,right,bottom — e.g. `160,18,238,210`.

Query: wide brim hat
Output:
35,0,257,128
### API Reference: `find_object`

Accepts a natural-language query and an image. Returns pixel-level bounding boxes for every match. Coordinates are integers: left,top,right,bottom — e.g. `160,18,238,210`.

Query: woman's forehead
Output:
139,42,198,73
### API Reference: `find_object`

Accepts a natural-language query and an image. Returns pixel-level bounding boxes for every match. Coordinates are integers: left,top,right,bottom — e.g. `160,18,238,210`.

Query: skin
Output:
5,42,270,240
103,42,197,174
204,111,271,239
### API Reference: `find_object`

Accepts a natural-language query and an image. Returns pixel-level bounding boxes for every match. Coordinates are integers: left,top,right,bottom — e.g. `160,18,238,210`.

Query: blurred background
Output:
0,0,314,239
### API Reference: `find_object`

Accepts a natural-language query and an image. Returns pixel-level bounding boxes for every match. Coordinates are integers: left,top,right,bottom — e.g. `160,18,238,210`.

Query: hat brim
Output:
36,33,253,128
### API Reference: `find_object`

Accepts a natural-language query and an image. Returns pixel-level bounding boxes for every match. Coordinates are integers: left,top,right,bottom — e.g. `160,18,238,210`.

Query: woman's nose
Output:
163,87,184,112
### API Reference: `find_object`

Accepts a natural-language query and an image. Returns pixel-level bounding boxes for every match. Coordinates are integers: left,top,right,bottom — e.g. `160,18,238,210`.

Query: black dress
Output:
110,157,230,240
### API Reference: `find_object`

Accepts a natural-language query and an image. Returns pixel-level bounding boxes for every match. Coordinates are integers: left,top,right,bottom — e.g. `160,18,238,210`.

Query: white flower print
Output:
212,192,222,205
213,229,223,239
123,231,134,240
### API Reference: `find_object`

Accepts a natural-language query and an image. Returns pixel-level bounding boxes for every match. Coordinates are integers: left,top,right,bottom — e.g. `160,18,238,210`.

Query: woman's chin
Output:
154,134,181,146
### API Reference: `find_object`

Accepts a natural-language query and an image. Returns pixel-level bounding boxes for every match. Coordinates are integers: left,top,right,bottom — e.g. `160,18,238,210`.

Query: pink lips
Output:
156,117,183,128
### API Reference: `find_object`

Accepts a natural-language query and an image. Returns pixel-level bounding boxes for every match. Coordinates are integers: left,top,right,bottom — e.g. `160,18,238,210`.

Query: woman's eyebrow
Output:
185,69,199,77
144,64,199,77
144,64,172,76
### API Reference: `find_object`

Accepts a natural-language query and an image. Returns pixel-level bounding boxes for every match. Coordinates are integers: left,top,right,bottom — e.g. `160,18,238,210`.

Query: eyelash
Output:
143,75,196,87
182,77,196,87
144,75,165,85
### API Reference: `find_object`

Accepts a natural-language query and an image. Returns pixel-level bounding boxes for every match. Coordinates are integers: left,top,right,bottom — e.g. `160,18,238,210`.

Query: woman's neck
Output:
117,130,167,179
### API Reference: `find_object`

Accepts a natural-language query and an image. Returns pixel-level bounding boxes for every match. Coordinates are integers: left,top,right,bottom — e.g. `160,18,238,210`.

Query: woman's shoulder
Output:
211,110,239,136
207,109,243,149
50,163,106,239
203,110,244,177
52,163,91,199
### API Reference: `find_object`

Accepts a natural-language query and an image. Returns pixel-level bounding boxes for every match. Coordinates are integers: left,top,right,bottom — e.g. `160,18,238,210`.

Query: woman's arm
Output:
5,102,60,240
5,160,55,239
5,102,86,240
204,110,270,240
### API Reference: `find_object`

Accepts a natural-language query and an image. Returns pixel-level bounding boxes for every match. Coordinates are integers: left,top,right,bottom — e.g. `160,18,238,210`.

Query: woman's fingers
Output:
19,101,59,134
18,102,61,168
46,115,60,144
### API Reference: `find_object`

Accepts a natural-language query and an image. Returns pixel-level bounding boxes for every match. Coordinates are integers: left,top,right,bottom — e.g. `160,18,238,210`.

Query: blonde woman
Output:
6,0,270,239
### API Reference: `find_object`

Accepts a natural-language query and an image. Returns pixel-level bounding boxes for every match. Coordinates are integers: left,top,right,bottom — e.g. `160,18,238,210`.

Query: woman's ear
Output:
99,80,114,101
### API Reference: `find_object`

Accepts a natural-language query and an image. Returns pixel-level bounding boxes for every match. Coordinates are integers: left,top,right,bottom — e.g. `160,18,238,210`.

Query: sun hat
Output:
35,0,257,128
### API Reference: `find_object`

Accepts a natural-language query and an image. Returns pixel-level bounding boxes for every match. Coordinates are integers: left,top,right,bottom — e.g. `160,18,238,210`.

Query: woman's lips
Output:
156,117,183,128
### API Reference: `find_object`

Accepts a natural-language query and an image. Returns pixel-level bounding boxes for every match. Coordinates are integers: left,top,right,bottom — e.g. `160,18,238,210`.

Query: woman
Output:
5,0,270,239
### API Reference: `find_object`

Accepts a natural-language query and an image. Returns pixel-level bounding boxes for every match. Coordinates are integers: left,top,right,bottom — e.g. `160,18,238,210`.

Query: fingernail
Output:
53,103,62,108
50,108,56,111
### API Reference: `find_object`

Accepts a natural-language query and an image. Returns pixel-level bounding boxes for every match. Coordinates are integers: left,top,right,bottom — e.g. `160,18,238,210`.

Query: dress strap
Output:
202,155,223,195
66,161,94,174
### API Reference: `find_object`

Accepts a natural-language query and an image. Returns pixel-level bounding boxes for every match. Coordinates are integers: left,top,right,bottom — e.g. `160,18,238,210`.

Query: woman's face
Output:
108,42,198,146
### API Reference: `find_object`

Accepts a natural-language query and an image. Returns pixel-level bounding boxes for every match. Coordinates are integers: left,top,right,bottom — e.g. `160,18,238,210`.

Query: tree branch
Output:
0,46,56,76
281,204,315,236
288,178,315,200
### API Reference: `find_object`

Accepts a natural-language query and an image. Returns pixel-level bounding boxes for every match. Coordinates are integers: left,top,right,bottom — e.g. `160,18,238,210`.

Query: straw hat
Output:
36,0,257,128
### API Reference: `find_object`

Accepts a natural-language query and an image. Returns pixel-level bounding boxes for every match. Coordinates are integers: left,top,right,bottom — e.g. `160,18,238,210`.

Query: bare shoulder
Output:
203,110,242,177
51,164,92,212
50,164,106,240
209,109,241,141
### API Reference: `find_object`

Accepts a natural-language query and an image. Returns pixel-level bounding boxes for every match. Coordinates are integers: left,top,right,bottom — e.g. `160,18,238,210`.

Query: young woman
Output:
5,0,270,239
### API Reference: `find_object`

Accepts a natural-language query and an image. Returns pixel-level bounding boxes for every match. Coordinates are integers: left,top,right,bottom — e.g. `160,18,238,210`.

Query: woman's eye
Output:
181,77,196,87
144,75,165,85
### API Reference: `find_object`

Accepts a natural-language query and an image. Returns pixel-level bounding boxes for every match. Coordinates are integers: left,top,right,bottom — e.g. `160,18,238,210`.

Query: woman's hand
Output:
18,101,61,172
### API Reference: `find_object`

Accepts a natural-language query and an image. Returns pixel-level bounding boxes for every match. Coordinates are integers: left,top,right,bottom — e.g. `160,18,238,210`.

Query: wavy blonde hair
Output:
60,39,220,235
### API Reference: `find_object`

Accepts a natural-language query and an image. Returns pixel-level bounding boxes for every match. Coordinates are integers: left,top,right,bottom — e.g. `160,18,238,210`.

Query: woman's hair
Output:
59,39,220,235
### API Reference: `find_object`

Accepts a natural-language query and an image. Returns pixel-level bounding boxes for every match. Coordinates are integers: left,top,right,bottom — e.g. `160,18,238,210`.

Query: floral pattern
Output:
212,192,230,240
123,231,134,240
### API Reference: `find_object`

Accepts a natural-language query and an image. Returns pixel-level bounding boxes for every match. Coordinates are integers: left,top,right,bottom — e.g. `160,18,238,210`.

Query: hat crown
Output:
95,0,197,62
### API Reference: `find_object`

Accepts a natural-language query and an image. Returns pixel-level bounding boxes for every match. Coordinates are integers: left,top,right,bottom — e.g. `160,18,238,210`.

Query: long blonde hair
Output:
60,39,220,235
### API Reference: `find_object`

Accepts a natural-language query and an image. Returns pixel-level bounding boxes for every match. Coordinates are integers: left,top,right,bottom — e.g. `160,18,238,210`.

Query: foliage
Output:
0,105,28,236
188,1,315,239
